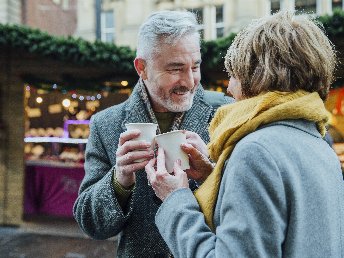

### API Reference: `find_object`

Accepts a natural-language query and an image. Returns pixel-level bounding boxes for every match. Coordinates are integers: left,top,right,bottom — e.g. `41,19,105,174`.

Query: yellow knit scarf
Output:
194,90,328,231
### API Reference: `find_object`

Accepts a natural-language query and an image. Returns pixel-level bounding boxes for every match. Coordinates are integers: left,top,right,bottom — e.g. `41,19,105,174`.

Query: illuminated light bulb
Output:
121,80,129,86
96,94,101,99
36,97,43,103
62,99,71,108
72,94,77,99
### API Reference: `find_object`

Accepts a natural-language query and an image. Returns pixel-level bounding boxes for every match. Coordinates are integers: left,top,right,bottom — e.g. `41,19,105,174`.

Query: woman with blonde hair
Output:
146,11,344,257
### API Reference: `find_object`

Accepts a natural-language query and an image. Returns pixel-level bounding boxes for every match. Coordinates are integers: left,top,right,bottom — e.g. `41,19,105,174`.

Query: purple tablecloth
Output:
24,164,85,217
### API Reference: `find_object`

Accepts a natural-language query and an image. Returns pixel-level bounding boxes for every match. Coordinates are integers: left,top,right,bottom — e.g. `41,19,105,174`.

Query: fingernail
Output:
181,143,190,148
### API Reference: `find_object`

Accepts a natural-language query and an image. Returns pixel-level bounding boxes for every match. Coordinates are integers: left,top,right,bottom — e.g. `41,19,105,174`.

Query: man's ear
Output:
134,58,148,80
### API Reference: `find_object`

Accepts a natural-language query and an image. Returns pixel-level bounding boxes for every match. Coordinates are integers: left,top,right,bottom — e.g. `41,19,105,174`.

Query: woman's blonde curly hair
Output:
225,11,337,100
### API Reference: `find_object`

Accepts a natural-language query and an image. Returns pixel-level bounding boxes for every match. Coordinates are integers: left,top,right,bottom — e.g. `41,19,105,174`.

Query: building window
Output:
332,0,343,9
271,0,281,14
101,11,115,43
295,0,317,14
62,0,69,10
190,8,204,39
215,6,224,38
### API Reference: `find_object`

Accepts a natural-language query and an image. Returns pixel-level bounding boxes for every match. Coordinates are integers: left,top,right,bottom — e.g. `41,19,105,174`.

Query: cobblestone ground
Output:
0,226,117,258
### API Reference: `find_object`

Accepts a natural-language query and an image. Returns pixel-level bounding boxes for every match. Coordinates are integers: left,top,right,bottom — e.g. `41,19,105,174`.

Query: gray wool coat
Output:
156,120,344,258
73,83,232,258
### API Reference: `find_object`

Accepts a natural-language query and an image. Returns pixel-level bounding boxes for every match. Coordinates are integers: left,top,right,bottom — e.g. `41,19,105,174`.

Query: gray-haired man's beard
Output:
152,90,195,112
164,97,194,112
164,85,196,112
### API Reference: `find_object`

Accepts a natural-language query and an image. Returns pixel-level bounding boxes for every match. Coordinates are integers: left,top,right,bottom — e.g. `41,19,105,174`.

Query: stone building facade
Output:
23,0,78,36
76,0,344,48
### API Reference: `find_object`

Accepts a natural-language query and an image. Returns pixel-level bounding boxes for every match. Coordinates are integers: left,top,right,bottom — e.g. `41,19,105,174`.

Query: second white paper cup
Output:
154,130,190,173
125,123,158,162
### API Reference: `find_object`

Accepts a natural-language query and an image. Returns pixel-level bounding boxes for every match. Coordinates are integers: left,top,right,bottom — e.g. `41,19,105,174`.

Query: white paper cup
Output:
154,130,190,173
125,123,158,162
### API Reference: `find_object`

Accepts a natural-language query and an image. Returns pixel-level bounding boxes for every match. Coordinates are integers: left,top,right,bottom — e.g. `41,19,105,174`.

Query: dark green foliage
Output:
0,23,136,73
201,33,236,71
317,8,344,37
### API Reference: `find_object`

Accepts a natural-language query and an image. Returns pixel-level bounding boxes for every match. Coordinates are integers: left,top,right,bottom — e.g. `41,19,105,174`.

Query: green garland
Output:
0,9,343,90
0,23,136,73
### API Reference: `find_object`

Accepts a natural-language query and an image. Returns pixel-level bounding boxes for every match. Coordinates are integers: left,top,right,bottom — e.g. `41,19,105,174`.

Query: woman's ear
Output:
134,58,148,80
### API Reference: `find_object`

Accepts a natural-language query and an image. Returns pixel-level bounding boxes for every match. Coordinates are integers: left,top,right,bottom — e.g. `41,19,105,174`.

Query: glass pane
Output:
62,0,69,10
216,27,224,38
105,12,114,28
332,0,343,9
295,0,317,14
105,33,114,43
271,0,280,14
216,6,223,23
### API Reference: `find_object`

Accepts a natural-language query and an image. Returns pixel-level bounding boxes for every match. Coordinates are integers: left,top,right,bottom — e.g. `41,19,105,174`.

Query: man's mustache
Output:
171,86,195,94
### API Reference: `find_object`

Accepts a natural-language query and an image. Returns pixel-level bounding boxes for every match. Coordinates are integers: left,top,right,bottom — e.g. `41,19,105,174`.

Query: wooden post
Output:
0,47,25,225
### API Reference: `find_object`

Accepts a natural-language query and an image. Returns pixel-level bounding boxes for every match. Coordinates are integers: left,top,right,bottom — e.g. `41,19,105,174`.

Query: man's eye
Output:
169,68,182,72
192,66,200,71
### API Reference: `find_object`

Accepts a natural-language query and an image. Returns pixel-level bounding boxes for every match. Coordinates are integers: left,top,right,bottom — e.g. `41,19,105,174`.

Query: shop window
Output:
332,0,343,10
23,85,130,219
271,0,281,14
216,6,224,38
101,11,115,43
295,0,317,14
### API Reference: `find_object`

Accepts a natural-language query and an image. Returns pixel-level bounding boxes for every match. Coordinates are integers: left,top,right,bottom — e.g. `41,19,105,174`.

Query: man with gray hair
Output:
74,10,232,258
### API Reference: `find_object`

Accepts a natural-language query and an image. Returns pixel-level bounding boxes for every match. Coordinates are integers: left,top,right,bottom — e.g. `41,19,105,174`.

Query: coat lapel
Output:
121,83,152,130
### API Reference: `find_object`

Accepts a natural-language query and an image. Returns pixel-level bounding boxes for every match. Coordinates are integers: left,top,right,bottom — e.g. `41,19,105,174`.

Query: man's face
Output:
142,34,201,112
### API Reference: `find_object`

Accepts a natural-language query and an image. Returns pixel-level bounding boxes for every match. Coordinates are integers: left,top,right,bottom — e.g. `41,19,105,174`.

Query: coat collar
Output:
262,119,322,138
121,83,152,130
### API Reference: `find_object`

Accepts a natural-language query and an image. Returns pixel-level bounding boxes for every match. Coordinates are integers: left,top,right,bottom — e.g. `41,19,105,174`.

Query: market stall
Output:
23,87,130,218
325,86,344,171
24,163,84,217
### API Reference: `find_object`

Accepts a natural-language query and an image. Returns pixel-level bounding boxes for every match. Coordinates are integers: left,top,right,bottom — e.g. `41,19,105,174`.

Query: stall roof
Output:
0,23,138,91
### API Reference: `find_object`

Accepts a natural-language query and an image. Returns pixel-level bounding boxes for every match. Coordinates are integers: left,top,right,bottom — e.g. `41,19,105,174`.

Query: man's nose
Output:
180,69,195,88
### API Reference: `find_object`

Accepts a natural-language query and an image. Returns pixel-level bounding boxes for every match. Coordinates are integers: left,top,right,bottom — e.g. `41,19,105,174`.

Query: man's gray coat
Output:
73,84,232,258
